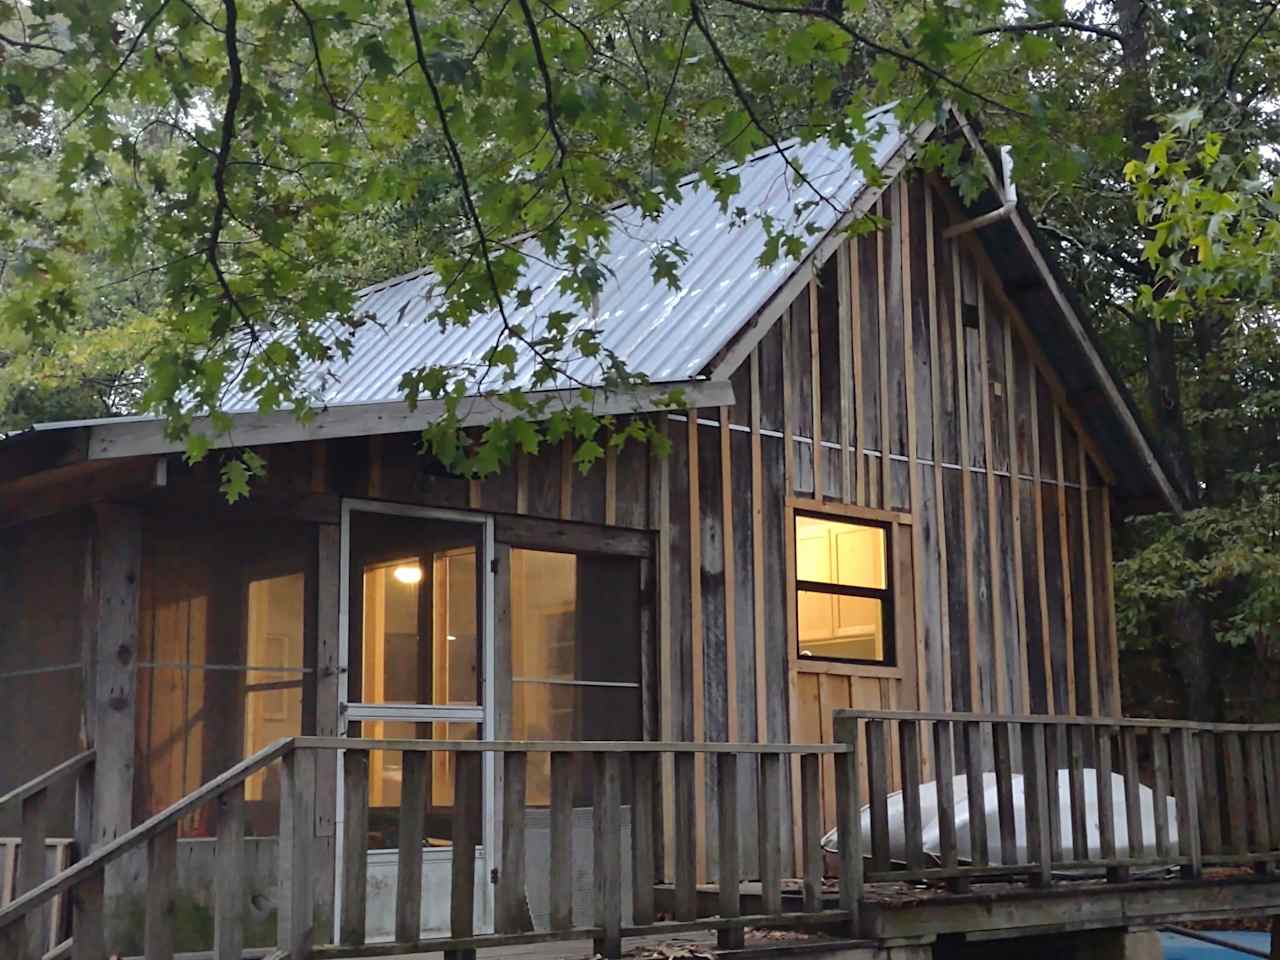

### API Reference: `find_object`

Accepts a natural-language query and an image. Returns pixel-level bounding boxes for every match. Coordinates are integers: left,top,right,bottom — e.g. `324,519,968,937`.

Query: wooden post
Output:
90,504,141,851
214,788,245,960
548,753,574,931
1172,728,1202,879
592,753,623,960
799,753,823,911
340,751,370,946
674,752,697,921
1248,732,1273,866
1096,728,1119,881
1153,730,1173,859
1022,724,1052,887
630,752,657,927
447,751,481,960
932,720,965,891
833,716,863,937
962,722,989,867
717,754,743,949
1067,725,1088,861
396,752,428,945
279,748,317,957
866,720,892,873
70,871,105,960
900,722,925,870
1200,733,1223,855
144,825,177,960
993,722,1017,867
757,753,783,916
497,752,532,934
1122,726,1144,864
18,788,48,960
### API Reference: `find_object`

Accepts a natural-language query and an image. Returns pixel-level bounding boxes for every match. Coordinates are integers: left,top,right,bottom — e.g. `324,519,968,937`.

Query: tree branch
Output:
972,20,1124,44
208,0,252,333
61,0,173,131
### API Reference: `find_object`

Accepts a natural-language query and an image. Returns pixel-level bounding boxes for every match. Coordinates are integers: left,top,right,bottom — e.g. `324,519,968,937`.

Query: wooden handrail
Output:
834,708,1280,733
301,737,853,754
0,737,293,930
0,750,94,816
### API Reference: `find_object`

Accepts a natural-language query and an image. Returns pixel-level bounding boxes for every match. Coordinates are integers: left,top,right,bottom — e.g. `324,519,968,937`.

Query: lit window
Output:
795,513,893,664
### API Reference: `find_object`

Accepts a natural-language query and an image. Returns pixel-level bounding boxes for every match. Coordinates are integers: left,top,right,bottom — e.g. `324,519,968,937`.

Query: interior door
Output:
337,500,494,942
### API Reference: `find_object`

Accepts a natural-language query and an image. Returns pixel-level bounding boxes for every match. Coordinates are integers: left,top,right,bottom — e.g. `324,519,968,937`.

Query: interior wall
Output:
0,510,87,836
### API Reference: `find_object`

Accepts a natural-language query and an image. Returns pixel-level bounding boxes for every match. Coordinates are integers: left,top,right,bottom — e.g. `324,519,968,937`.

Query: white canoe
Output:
819,769,1179,866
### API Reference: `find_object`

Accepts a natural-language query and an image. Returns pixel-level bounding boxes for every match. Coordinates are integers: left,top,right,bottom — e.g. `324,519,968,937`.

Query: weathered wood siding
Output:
656,174,1122,860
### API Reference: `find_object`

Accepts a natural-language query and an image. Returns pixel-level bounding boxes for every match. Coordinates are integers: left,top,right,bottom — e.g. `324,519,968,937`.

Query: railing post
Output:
279,747,317,958
1152,729,1172,859
71,759,104,960
340,750,370,946
962,721,989,868
1223,732,1249,856
756,752,783,916
396,750,428,945
144,824,177,960
1067,725,1088,861
497,751,532,934
992,722,1017,867
548,752,574,931
674,752,697,921
716,753,743,949
900,722,925,871
592,752,622,960
833,715,863,937
1096,727,1119,882
1122,726,1144,867
1246,732,1273,873
799,753,824,910
630,752,657,927
447,750,481,960
1199,732,1223,855
18,787,48,960
932,720,965,893
214,786,245,960
866,719,892,874
1021,723,1052,888
1172,728,1202,879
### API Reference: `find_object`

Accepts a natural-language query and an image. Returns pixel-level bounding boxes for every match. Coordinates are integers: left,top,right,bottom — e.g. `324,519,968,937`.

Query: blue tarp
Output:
1160,931,1270,958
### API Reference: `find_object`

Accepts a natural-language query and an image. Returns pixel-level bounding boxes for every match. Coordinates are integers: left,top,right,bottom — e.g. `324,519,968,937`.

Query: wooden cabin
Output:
0,109,1183,953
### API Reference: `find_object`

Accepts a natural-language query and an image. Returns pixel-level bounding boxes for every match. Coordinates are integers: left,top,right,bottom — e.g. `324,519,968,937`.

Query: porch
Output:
4,710,1280,960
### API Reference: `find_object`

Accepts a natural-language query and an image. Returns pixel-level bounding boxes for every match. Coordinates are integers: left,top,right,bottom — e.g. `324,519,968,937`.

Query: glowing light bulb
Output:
393,564,423,585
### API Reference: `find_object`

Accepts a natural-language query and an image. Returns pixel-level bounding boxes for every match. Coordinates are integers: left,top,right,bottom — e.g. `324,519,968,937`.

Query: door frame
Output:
333,497,497,941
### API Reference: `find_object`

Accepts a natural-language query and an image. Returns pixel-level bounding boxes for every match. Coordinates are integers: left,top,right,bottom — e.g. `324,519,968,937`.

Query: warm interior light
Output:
393,564,424,585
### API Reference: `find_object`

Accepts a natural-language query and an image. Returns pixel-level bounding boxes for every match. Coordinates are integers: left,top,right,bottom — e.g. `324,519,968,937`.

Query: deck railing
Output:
836,710,1280,893
2,716,1278,959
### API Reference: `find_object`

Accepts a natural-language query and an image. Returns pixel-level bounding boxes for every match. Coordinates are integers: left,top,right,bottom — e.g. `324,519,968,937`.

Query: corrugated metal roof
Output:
222,115,907,411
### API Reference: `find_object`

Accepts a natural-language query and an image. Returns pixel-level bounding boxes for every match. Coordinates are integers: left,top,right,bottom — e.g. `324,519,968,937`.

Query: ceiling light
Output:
393,564,423,585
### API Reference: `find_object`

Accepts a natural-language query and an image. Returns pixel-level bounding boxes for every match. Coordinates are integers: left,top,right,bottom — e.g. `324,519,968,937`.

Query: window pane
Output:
797,591,884,662
360,719,480,850
795,515,886,589
350,511,481,706
244,573,306,804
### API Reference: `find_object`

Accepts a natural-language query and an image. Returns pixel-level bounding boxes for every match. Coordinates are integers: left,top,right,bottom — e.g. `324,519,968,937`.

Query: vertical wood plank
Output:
449,751,481,959
925,189,952,711
809,280,824,501
144,825,178,960
851,240,866,504
497,752,532,934
933,721,960,876
866,720,892,872
717,754,744,949
1173,728,1203,878
396,751,428,944
976,283,1008,714
1096,728,1117,870
18,790,48,960
559,437,573,520
605,445,618,526
876,196,892,505
279,748,316,957
631,752,657,927
993,722,1017,865
1054,411,1077,713
593,753,623,959
341,751,370,946
720,410,738,743
833,715,863,936
800,753,823,911
1248,732,1272,856
1267,734,1280,853
837,242,854,503
750,353,768,744
1045,726,1064,862
900,721,925,870
952,249,980,709
757,752,784,915
70,871,105,960
1079,447,1100,715
1153,730,1173,859
1004,320,1030,712
1223,731,1249,855
549,752,574,931
1100,491,1122,715
1022,723,1053,886
687,412,707,882
963,721,988,867
214,788,245,960
1029,369,1054,715
1067,725,1088,861
1122,727,1144,861
1200,733,1223,856
674,752,697,921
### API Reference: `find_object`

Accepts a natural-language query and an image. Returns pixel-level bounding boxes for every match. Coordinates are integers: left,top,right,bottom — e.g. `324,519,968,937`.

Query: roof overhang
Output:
3,378,733,471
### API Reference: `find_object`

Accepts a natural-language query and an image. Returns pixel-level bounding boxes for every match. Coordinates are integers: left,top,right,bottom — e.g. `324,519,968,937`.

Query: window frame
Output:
792,508,896,667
